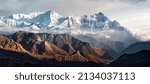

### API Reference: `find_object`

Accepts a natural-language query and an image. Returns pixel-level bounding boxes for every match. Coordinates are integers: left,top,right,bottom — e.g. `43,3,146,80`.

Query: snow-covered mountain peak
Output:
7,10,62,21
8,11,44,20
0,10,125,32
97,12,104,15
28,10,62,26
95,12,105,18
42,10,62,19
112,20,120,25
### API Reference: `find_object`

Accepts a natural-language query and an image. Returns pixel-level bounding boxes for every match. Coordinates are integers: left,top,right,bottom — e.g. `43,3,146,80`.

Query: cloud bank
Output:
0,0,149,41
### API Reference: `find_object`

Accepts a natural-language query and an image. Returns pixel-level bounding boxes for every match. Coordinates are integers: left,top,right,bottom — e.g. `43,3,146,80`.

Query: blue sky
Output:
0,0,150,34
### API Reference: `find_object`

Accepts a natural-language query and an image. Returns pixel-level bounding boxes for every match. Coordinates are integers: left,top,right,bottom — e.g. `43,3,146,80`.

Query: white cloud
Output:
0,0,149,41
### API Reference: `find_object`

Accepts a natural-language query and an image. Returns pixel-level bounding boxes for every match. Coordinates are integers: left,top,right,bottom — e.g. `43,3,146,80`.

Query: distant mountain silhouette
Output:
109,50,150,67
119,41,150,56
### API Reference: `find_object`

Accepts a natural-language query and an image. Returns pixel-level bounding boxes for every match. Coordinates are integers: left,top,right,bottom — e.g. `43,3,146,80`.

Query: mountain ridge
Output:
0,10,138,59
119,41,150,56
0,31,112,65
0,10,124,32
109,50,150,67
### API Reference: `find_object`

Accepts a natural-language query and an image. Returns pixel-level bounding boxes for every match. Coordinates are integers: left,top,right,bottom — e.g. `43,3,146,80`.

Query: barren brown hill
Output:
0,48,107,67
0,35,27,53
38,33,113,63
0,31,112,66
8,31,67,58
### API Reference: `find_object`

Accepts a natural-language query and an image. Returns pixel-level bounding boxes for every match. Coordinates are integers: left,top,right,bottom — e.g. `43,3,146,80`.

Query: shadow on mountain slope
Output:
0,49,106,67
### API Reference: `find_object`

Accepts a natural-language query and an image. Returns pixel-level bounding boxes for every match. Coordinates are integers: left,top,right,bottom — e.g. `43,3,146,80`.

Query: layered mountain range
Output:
0,31,113,66
0,11,124,31
0,10,149,67
109,42,150,67
0,11,138,59
109,50,150,67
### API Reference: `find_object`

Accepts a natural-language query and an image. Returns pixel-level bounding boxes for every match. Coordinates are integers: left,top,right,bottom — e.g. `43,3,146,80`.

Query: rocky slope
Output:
0,31,112,66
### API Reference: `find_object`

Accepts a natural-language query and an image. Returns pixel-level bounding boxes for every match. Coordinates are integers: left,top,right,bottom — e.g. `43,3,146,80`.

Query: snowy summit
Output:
0,10,124,32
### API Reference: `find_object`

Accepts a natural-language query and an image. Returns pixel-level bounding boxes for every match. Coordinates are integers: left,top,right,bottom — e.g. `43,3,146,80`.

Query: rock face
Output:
0,31,112,66
75,35,127,59
0,35,27,52
109,50,150,67
38,33,112,62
